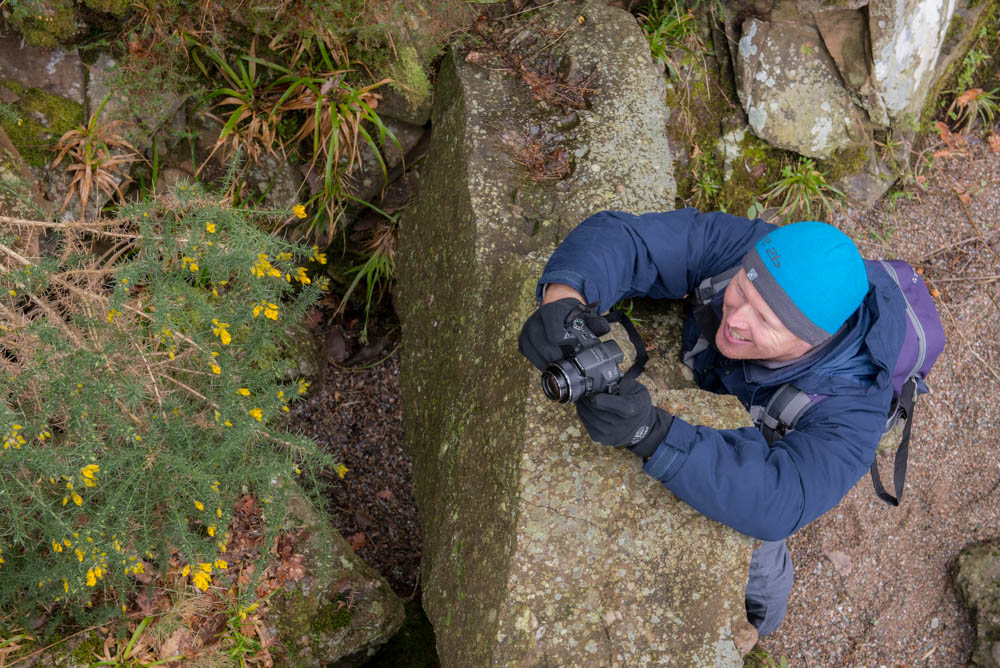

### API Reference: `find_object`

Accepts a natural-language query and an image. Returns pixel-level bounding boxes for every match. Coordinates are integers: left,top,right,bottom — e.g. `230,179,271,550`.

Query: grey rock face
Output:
399,1,754,665
732,15,870,159
0,41,84,106
953,540,1000,667
869,0,958,122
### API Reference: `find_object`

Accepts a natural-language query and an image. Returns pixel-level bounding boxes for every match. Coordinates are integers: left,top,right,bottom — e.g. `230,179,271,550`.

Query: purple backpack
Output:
752,260,946,506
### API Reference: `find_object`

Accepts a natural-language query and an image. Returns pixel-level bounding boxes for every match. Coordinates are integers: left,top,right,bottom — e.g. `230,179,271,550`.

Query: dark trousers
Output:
745,539,794,636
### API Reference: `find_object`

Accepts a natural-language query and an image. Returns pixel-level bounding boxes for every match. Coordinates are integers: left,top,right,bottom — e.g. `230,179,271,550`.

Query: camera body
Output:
541,314,624,403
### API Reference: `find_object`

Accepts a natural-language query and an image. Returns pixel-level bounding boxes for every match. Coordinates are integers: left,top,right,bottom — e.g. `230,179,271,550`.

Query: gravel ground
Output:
761,134,1000,666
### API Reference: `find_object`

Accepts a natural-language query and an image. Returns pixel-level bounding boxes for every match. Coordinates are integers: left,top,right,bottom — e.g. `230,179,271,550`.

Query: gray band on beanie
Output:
742,247,831,346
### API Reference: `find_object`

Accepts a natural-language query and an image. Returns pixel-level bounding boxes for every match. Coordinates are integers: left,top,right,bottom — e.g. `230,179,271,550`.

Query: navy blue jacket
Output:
537,209,906,540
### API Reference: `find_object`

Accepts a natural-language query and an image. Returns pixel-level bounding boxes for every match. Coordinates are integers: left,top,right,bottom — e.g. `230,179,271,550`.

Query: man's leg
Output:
745,539,794,636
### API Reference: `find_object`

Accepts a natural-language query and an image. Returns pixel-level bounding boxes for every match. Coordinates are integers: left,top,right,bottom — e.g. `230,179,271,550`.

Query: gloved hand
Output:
576,377,673,458
517,297,611,371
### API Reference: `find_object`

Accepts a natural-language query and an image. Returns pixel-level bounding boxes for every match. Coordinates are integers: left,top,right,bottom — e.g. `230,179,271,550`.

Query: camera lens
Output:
541,367,570,403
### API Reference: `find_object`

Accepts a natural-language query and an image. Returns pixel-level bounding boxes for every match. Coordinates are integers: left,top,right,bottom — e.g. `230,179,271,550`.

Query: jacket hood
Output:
741,262,907,397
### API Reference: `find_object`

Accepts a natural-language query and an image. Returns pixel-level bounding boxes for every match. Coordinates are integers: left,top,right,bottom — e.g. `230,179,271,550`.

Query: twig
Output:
496,0,562,21
160,373,213,405
135,342,168,421
924,276,1000,386
6,624,102,666
526,23,573,62
929,274,1000,283
957,194,1000,267
916,232,1000,261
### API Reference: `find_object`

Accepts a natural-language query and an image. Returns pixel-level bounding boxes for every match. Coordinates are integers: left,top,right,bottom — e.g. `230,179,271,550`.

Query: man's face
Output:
714,269,814,362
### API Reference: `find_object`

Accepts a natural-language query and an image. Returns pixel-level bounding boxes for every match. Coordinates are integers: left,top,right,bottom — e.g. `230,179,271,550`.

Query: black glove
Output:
518,297,611,371
576,377,672,458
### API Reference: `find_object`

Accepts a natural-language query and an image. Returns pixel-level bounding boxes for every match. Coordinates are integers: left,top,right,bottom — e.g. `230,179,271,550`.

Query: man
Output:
517,208,906,636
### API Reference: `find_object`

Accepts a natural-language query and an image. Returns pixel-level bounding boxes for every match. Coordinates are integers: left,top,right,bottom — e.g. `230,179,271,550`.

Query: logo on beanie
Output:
765,247,781,268
746,268,758,282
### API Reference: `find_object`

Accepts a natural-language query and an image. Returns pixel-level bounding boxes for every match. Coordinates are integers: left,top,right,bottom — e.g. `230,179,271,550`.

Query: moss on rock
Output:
0,84,84,168
9,0,78,48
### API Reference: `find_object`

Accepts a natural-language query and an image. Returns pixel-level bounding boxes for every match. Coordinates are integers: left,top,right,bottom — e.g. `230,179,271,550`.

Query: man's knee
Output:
745,539,794,636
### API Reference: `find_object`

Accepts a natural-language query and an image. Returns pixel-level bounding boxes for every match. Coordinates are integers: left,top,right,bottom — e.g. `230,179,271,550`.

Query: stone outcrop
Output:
732,13,871,159
868,0,958,123
953,540,1000,667
268,493,405,666
398,1,755,665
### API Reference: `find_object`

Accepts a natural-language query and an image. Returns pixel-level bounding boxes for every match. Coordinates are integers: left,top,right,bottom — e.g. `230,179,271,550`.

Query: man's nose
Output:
728,302,754,328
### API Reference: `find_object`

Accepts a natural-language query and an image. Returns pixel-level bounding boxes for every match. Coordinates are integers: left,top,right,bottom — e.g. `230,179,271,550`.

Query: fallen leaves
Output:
277,552,308,583
952,182,972,204
933,121,968,157
989,133,1000,154
347,532,367,552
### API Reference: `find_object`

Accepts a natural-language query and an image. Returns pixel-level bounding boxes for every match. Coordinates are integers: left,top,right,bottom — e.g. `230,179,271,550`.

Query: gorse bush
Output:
0,183,336,624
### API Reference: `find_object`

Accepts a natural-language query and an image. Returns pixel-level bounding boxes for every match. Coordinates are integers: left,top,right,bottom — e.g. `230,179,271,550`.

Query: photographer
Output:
518,208,907,637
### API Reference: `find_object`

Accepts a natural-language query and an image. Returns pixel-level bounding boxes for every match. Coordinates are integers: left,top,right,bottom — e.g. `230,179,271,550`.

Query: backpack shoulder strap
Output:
691,266,741,306
870,376,918,506
750,383,819,445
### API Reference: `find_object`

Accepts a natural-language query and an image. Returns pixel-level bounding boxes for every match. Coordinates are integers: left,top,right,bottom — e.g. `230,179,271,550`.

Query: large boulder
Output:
953,540,1000,667
398,1,755,665
731,10,871,159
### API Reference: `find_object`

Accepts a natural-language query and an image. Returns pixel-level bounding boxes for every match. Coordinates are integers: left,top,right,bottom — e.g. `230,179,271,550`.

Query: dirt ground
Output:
289,133,999,666
763,133,1000,666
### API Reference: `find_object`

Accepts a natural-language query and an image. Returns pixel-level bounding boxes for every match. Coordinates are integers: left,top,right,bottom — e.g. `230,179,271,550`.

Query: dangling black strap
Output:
870,377,917,506
605,310,648,382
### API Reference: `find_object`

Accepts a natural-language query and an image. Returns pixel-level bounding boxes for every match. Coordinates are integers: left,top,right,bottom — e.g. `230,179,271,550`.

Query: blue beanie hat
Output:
741,222,868,345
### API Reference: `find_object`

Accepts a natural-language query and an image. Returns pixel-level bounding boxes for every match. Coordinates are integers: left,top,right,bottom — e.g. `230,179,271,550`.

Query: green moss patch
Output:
0,85,84,168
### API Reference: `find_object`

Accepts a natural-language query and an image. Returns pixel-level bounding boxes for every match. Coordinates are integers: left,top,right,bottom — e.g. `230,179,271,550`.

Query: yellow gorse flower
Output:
292,204,307,219
237,388,250,396
311,246,327,265
249,408,263,422
295,267,310,284
211,318,232,345
194,500,204,511
251,254,282,279
252,301,279,320
334,464,348,479
206,222,216,233
192,570,211,591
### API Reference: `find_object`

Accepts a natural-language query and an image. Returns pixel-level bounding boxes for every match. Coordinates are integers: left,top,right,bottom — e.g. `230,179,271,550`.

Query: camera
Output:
541,314,624,403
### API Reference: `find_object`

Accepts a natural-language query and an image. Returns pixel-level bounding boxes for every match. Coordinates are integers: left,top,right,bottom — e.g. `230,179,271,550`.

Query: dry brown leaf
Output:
277,552,307,582
689,143,701,159
347,532,367,551
159,628,195,661
989,133,1000,153
955,88,983,107
376,489,395,501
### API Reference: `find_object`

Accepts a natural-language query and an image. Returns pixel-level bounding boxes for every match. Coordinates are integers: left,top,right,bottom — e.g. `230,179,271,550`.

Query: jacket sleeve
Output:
641,387,893,541
537,209,776,309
